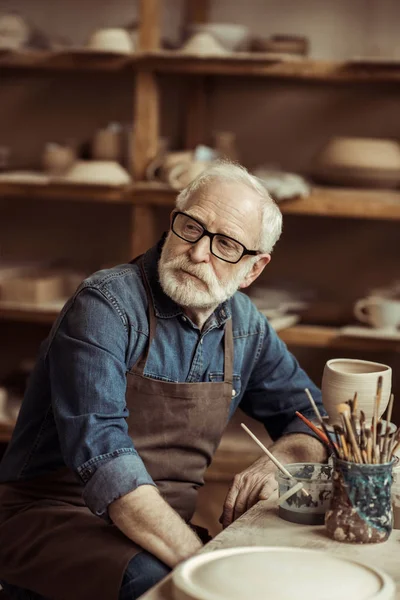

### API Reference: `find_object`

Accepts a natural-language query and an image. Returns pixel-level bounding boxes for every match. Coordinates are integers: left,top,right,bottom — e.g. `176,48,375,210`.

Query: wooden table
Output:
140,495,400,599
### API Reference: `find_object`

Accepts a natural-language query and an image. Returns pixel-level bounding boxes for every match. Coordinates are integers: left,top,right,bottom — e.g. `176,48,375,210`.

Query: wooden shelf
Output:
280,187,400,220
143,53,400,82
279,325,400,352
2,180,400,220
3,51,400,83
0,50,136,72
0,302,64,324
0,181,131,203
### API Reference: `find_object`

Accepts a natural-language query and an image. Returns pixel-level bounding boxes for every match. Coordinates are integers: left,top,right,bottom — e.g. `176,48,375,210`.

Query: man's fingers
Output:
221,478,240,529
258,476,278,500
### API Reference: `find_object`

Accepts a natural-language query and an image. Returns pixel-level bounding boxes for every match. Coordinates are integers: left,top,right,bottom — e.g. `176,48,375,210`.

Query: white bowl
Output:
87,28,134,54
321,358,392,424
58,160,131,186
172,547,395,600
188,23,250,51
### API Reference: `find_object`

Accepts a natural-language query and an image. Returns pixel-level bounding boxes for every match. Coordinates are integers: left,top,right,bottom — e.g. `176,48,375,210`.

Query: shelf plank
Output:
0,50,135,72
3,51,400,82
279,325,400,352
143,52,400,82
281,186,400,220
2,180,400,220
0,181,131,203
0,303,63,324
130,183,400,221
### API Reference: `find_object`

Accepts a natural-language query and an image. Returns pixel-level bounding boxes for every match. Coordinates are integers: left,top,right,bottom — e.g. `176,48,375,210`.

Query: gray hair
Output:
175,161,282,254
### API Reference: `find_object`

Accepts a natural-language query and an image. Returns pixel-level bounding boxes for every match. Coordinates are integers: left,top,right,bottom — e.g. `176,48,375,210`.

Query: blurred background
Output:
0,0,400,533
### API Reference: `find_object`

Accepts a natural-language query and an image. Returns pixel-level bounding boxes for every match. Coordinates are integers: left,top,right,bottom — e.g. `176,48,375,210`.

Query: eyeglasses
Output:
171,211,260,264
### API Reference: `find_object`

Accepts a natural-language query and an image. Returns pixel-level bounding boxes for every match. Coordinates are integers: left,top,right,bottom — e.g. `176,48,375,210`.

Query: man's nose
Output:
189,236,211,263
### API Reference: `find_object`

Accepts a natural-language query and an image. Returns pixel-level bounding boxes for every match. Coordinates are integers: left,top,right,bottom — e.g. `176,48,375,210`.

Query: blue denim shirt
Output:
0,239,325,518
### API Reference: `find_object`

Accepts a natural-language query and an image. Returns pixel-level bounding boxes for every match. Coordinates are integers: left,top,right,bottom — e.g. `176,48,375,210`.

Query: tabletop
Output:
139,495,400,600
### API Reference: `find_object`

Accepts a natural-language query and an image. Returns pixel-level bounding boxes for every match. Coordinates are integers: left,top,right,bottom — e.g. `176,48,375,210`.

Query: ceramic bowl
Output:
87,28,134,54
321,358,392,424
313,137,400,188
180,32,228,55
188,23,250,51
58,160,131,186
275,462,332,525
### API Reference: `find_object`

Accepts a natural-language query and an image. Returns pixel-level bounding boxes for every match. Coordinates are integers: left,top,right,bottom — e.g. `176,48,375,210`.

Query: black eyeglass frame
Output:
171,211,260,264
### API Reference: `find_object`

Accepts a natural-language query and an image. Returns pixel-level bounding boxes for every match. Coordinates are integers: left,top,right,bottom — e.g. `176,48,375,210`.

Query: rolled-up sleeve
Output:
240,317,327,442
46,286,156,518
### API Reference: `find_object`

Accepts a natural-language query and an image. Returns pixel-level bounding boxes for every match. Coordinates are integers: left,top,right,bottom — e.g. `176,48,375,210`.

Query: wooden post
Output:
183,0,210,149
130,0,161,257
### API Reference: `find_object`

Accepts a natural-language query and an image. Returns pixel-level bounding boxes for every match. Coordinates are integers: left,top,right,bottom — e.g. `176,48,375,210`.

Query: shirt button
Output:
232,389,236,396
182,316,186,322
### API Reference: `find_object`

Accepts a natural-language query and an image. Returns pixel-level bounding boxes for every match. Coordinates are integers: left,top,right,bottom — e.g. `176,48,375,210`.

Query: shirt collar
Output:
141,236,232,325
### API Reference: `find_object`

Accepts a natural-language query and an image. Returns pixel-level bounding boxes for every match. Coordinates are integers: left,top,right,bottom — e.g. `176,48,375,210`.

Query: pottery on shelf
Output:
354,296,400,330
321,358,392,424
42,143,76,176
0,12,31,50
313,136,400,188
168,160,212,190
180,32,228,56
87,28,134,54
187,23,250,51
92,123,123,162
251,34,309,55
58,160,131,186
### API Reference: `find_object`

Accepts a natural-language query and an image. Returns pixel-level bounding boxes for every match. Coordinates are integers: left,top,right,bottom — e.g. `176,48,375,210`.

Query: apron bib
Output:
0,259,233,600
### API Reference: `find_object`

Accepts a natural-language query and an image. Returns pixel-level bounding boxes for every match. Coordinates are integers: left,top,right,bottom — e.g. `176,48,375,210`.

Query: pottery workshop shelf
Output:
130,183,400,221
0,50,136,72
0,181,131,203
3,50,400,83
142,53,400,83
2,180,400,220
0,421,14,444
279,325,400,352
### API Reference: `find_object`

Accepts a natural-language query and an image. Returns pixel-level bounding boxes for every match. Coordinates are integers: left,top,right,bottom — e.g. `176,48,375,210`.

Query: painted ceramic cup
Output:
325,457,394,543
321,358,392,424
275,462,333,525
354,296,400,330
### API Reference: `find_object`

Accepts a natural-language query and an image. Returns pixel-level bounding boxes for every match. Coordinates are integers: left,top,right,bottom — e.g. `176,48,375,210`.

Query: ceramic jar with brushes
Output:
324,378,398,544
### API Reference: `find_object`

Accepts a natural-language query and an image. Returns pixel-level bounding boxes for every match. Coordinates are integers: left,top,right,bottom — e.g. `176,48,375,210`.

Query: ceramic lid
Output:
172,547,395,600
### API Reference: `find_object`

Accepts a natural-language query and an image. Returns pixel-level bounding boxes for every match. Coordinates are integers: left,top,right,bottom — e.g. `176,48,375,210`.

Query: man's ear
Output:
239,254,271,289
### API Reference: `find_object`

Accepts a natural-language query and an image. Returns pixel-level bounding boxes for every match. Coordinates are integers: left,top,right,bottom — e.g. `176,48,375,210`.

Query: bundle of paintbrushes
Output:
297,378,399,464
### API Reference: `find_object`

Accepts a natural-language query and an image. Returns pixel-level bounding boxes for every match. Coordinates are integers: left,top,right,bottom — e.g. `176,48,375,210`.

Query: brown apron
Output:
0,260,233,600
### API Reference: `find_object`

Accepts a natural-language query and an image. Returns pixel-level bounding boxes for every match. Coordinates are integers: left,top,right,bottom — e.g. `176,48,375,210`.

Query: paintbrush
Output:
381,393,394,463
342,410,363,464
295,411,338,452
333,425,347,460
304,388,339,458
366,428,373,464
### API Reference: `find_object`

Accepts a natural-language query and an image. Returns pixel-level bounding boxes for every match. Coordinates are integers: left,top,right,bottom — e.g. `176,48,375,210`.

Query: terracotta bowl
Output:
321,358,392,424
313,137,400,188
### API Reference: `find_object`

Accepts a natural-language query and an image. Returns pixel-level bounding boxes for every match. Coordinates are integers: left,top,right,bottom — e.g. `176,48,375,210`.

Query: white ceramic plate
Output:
172,547,395,600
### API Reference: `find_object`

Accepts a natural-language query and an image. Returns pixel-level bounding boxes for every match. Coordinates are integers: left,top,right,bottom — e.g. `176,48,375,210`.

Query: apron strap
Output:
223,317,233,386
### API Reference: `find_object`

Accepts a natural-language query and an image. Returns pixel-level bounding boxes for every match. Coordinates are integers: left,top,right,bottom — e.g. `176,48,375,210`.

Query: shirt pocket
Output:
209,372,242,399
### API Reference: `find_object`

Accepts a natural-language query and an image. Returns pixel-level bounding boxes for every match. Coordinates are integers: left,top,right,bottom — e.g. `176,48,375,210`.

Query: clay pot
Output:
313,137,400,188
168,160,211,190
92,123,123,162
321,358,392,424
187,23,250,51
42,143,76,176
87,28,134,54
180,32,228,55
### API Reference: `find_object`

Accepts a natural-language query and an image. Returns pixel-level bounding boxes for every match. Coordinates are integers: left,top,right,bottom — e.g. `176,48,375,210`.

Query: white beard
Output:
158,234,253,309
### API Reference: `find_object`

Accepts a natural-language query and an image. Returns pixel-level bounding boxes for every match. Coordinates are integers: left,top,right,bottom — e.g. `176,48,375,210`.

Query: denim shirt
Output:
0,240,325,518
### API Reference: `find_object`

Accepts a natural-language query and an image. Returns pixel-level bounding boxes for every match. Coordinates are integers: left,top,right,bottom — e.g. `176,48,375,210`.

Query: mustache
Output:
163,255,217,287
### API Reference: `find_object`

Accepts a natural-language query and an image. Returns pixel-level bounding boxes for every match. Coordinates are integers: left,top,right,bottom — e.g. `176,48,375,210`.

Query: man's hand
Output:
220,433,327,529
220,454,278,528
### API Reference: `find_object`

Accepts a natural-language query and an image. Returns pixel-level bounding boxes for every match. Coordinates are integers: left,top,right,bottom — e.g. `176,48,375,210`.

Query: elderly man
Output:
0,162,326,600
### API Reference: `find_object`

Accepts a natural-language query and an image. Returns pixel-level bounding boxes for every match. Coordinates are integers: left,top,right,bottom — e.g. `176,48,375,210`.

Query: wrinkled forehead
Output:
183,180,263,244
